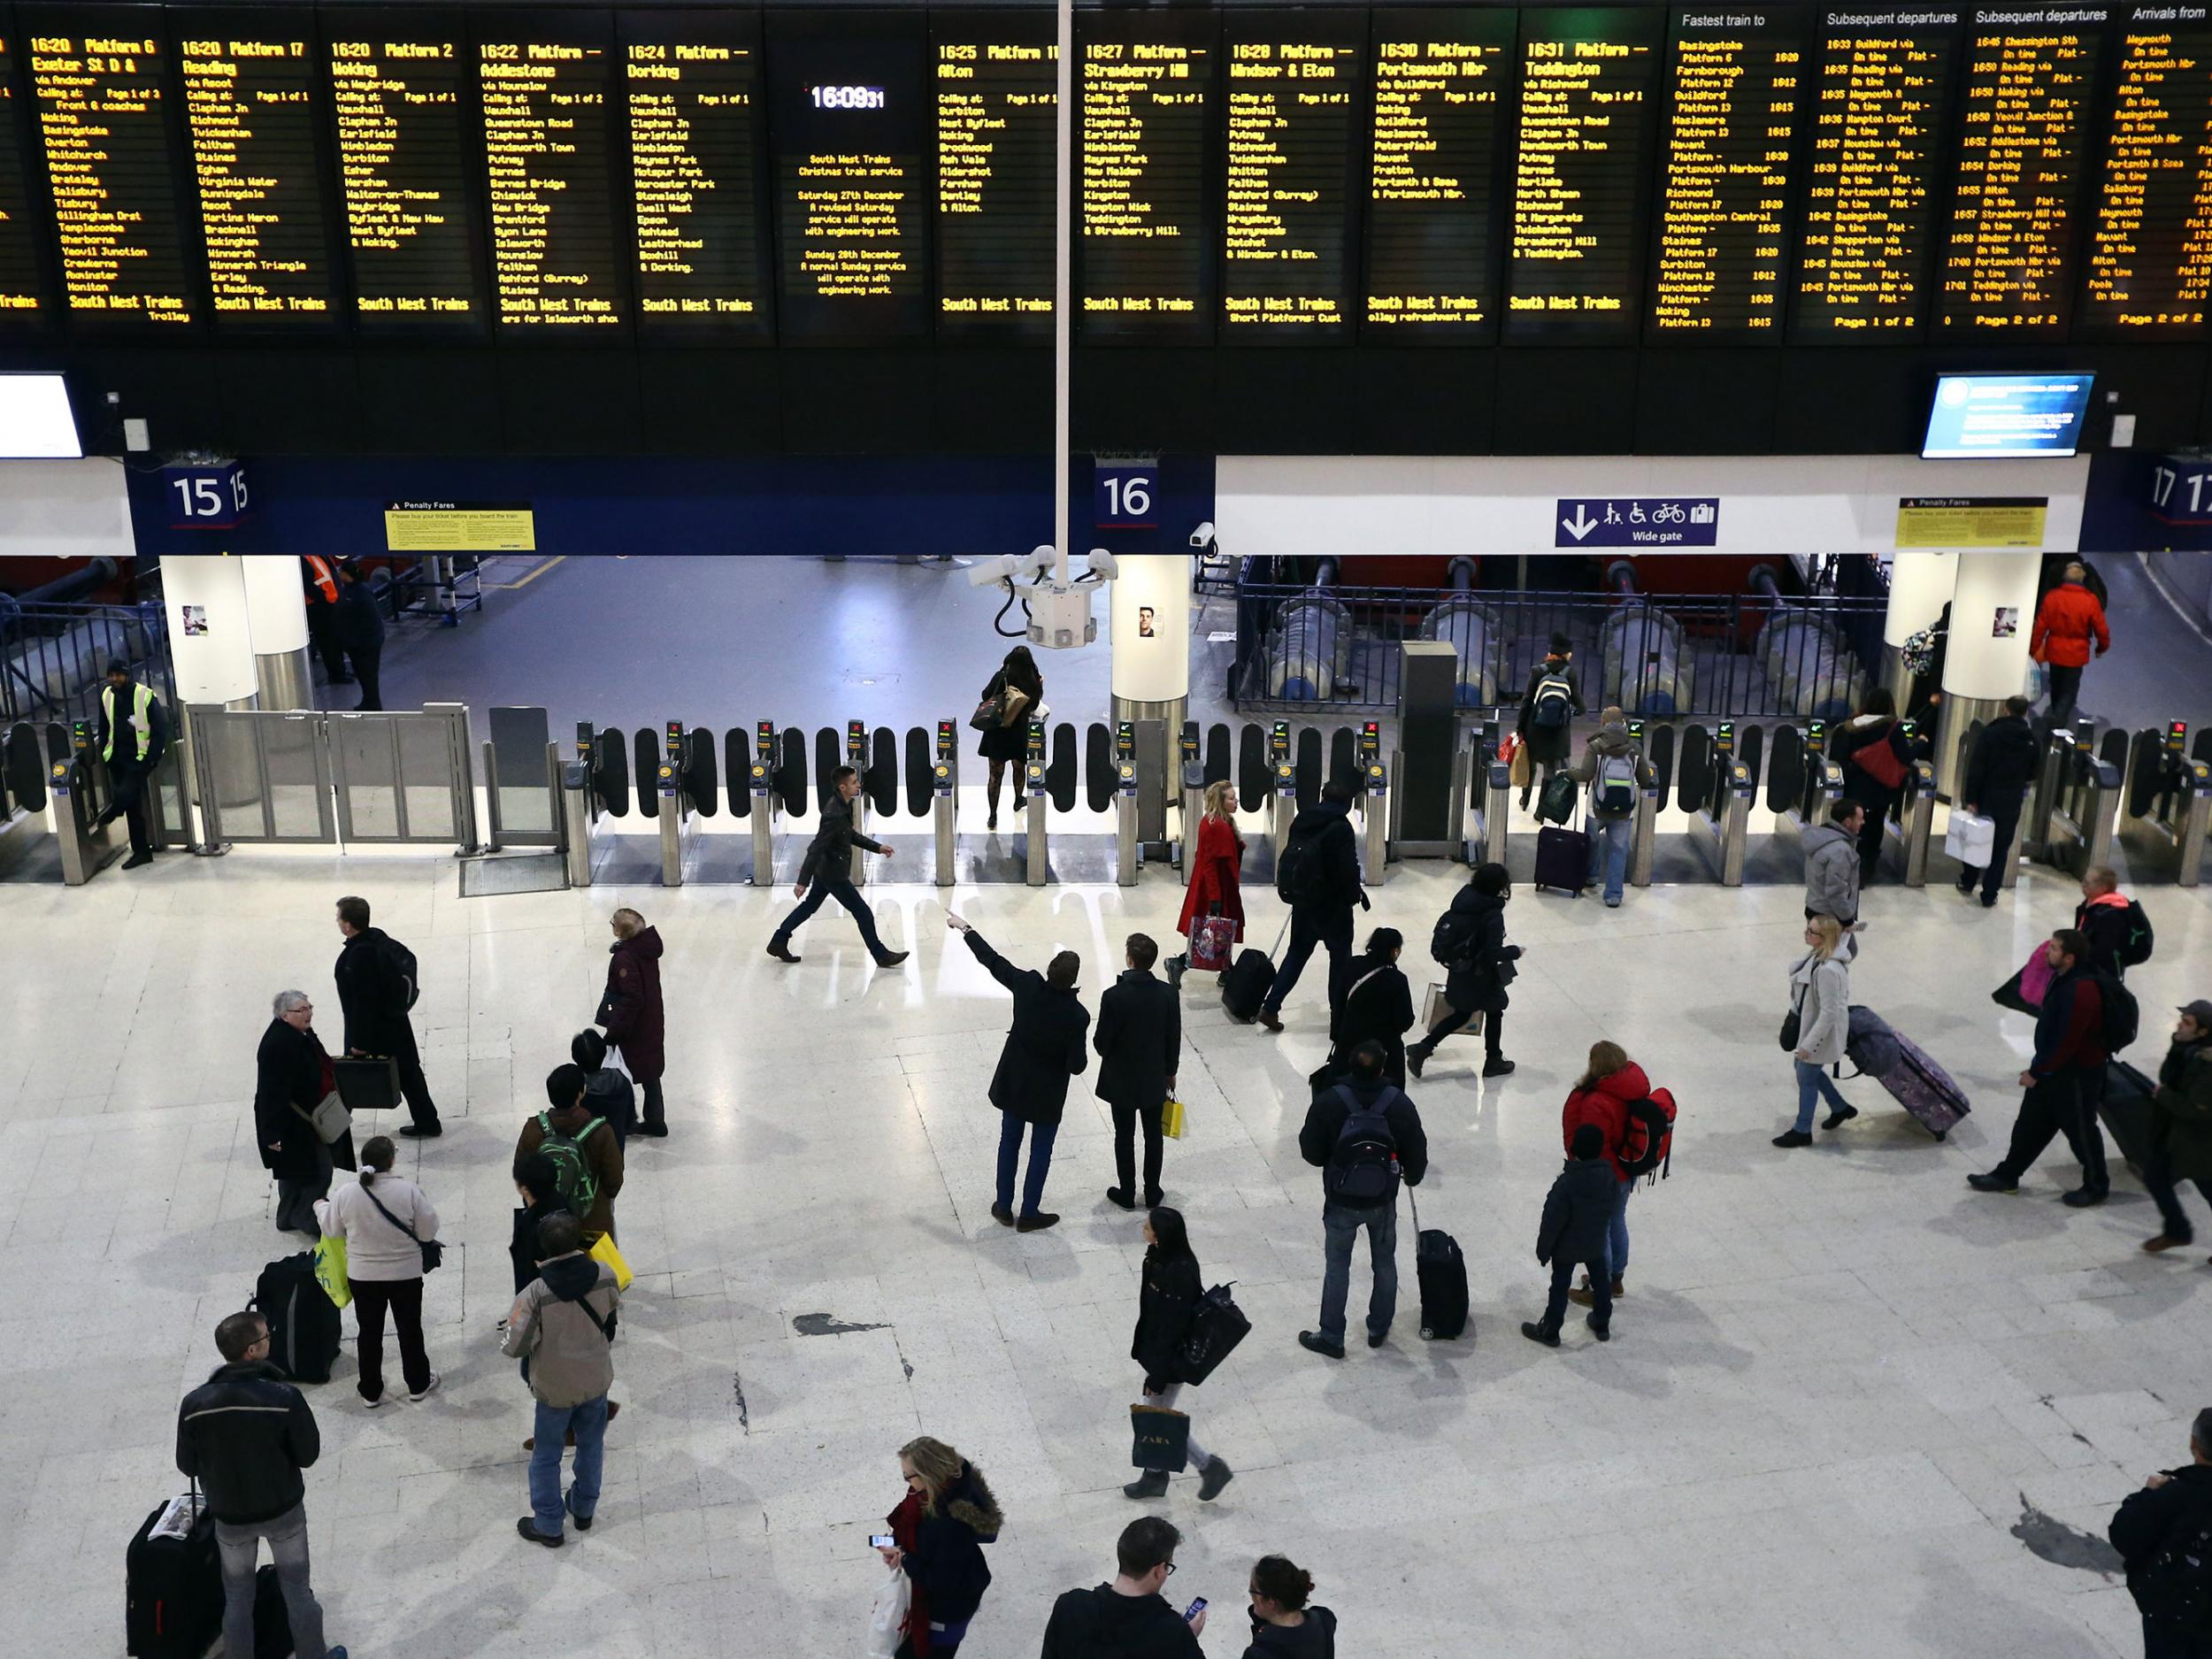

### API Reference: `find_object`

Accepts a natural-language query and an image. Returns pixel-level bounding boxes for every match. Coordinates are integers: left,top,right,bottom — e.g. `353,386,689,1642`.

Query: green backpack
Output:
537,1112,607,1219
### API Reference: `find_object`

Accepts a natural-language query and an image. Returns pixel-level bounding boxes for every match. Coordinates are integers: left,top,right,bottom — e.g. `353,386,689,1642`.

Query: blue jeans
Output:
1793,1059,1853,1133
1262,909,1354,1018
1587,816,1633,902
1607,1178,1632,1277
1540,1252,1613,1333
772,875,887,960
214,1502,329,1659
530,1394,609,1538
1318,1200,1397,1344
995,1112,1058,1217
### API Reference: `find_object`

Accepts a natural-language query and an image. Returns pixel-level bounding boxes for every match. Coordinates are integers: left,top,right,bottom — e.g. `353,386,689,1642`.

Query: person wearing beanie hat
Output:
2140,1000,2212,1256
1515,632,1580,811
1408,862,1521,1079
1523,1123,1618,1347
513,1063,624,1246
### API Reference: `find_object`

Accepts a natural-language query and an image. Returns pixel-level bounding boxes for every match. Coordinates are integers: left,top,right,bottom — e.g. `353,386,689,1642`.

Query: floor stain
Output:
2012,1494,2123,1577
733,1369,749,1432
793,1312,889,1337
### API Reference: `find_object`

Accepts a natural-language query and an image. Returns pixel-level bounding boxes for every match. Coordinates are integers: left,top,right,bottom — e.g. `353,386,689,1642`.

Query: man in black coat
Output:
2108,1406,2212,1659
1257,780,1365,1033
1956,694,2040,906
950,913,1090,1233
333,894,440,1136
1096,932,1181,1210
255,989,349,1235
1296,1041,1427,1358
333,561,386,712
1523,1123,1618,1347
766,765,909,967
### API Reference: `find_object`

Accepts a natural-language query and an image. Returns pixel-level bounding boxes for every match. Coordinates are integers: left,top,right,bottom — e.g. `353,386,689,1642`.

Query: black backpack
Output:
2097,972,2140,1056
1325,1086,1402,1206
1276,828,1333,907
1617,1093,1677,1181
383,936,420,1010
1531,672,1574,730
1430,909,1478,968
2120,899,2155,969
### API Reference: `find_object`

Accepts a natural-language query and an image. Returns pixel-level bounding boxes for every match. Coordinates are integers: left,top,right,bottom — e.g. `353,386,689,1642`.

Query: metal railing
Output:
0,600,173,725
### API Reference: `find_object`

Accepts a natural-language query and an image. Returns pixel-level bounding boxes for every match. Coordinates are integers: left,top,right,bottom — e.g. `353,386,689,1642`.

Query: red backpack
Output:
1617,1087,1678,1182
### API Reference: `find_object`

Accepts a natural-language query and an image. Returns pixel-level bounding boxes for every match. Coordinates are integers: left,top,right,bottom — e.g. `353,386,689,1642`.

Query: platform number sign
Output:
167,461,251,530
1094,456,1158,529
2150,463,2212,526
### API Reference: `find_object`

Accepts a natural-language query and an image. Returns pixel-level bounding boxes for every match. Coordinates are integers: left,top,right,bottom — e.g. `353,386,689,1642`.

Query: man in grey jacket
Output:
1802,800,1864,926
504,1212,620,1547
1565,707,1649,907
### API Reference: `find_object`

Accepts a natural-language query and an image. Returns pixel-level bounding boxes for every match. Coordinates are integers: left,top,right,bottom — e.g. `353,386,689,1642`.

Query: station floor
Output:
3,841,2208,1657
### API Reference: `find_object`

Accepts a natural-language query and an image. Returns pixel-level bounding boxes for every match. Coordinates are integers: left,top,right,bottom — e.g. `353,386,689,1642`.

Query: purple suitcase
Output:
1877,1032,1970,1138
1533,825,1591,895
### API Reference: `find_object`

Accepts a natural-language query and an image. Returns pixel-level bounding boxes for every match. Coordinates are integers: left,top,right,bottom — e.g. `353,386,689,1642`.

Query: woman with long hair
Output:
1125,1206,1233,1502
877,1436,1002,1657
1776,915,1860,1148
1243,1554,1338,1656
1560,1040,1659,1306
1831,685,1927,885
978,644,1044,831
1326,927,1416,1086
1175,779,1247,981
319,1133,440,1407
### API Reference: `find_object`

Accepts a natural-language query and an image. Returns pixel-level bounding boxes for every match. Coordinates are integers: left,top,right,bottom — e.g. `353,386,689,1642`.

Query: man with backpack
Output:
1970,928,2127,1208
1295,1041,1428,1358
1515,633,1580,812
2076,865,2154,980
516,1064,624,1246
333,895,441,1138
1257,780,1366,1033
2108,1406,2212,1659
503,1211,622,1547
1564,706,1648,908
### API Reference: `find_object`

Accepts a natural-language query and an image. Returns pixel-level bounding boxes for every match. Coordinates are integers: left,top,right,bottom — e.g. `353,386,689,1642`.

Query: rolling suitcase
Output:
1222,918,1287,1023
1873,1030,1970,1139
1409,1190,1470,1340
252,1251,342,1385
127,1484,220,1659
2100,1061,2159,1174
252,1563,295,1659
1533,825,1592,895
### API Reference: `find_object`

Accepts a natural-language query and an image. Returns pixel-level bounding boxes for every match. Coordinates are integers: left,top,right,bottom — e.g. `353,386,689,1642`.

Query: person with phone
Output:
876,1436,1001,1657
1243,1555,1337,1656
1125,1207,1233,1503
1040,1517,1205,1656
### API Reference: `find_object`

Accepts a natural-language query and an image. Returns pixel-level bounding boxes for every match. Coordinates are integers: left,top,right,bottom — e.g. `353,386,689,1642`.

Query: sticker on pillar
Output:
1894,497,2047,549
181,605,209,636
1554,498,1718,548
383,501,536,552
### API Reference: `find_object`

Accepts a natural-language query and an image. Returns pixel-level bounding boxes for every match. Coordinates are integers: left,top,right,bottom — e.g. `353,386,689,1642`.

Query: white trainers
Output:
364,1393,388,1409
410,1372,442,1403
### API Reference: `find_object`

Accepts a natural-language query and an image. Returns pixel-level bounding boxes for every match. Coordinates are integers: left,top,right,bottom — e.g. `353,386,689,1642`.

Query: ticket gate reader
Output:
1690,720,1753,886
747,720,782,888
1886,722,1939,888
1115,757,1141,887
1176,726,1203,872
2029,719,2120,875
2121,721,2212,887
1626,718,1660,887
1457,740,1510,870
1360,759,1390,884
1778,720,1845,840
657,721,703,887
932,720,959,888
845,720,872,883
1267,722,1296,856
50,732,125,884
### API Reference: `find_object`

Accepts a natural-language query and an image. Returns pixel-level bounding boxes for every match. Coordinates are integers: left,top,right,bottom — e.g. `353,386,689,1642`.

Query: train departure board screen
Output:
934,9,1056,337
1078,8,1217,342
25,10,196,328
622,9,772,341
328,13,486,334
1792,9,1961,339
0,26,50,323
179,12,341,330
1648,8,1806,338
1221,10,1363,338
477,16,629,335
1937,8,2105,338
1365,8,1515,337
1503,6,1662,344
2078,5,2212,337
768,10,929,342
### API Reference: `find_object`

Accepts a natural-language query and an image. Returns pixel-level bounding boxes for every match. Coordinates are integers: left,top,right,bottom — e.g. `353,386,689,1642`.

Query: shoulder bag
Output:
360,1183,443,1274
1779,977,1808,1052
291,1090,350,1145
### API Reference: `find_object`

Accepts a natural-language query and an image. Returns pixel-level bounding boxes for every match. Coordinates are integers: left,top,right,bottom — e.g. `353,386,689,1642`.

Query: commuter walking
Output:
766,765,909,967
1561,1041,1659,1303
1040,1517,1206,1657
317,1135,440,1408
2031,559,2110,728
1970,928,2111,1204
572,1028,637,1146
978,643,1043,831
1565,704,1647,907
1956,695,2040,905
257,988,349,1236
1903,601,1950,726
1243,1556,1337,1657
2076,865,2151,979
949,913,1089,1232
301,556,349,687
333,895,441,1137
1125,1207,1233,1502
504,1212,620,1546
2108,1407,2212,1659
1831,687,1928,885
878,1436,1002,1658
1257,780,1366,1033
1515,632,1580,811
1096,933,1181,1211
1297,1041,1427,1358
1801,798,1864,926
509,1152,568,1295
518,1064,625,1245
1774,915,1861,1148
2139,1000,2212,1256
93,659,167,868
1174,780,1246,980
595,907,666,1135
333,560,386,712
1406,862,1519,1079
176,1311,348,1659
1522,1125,1618,1346
1325,927,1415,1087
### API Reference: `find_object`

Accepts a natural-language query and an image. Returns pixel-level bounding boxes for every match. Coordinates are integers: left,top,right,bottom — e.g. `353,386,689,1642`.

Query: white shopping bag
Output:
1945,811,1995,867
864,1566,910,1658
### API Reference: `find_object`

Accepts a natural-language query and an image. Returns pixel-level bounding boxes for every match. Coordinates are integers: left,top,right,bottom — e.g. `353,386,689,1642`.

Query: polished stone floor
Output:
2,836,2208,1658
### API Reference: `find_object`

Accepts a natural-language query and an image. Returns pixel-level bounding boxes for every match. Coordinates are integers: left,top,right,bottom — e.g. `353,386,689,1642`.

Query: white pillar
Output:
1110,554,1193,823
240,556,311,709
162,554,257,707
1878,550,1958,709
1934,551,2041,795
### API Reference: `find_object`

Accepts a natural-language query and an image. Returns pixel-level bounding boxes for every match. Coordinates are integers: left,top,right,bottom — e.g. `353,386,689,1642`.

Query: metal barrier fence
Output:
0,600,173,725
188,704,478,849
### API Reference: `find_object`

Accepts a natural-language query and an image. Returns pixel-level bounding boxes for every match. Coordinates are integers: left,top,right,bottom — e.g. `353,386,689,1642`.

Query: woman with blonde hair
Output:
877,1435,1002,1656
1776,915,1860,1148
1174,778,1246,982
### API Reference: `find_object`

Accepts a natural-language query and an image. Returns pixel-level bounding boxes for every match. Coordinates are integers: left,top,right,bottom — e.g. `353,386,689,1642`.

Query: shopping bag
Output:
1992,946,2056,1015
1944,810,1995,866
1130,1403,1191,1472
864,1567,910,1658
588,1233,634,1291
311,1234,351,1310
1190,914,1235,973
1161,1097,1188,1141
1509,739,1532,789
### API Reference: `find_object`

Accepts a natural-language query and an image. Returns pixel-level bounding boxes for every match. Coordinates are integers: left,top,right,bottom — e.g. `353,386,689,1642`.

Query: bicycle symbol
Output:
1651,501,1687,525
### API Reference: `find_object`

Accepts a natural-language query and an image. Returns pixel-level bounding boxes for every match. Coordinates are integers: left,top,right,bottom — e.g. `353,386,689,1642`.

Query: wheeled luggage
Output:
1872,1030,1970,1139
1222,917,1287,1023
2100,1061,2159,1174
252,1251,342,1385
1409,1190,1470,1340
1533,825,1591,895
127,1486,220,1659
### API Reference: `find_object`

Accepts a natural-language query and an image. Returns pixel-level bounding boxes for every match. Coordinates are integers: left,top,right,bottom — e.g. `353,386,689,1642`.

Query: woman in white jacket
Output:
1774,916,1862,1148
319,1134,441,1406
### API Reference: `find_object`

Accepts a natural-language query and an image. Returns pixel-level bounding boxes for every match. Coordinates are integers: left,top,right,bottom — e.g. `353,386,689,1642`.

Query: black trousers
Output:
2046,664,2085,728
2143,1117,2212,1240
1994,1068,2108,1193
1412,997,1502,1059
305,601,349,680
772,873,888,959
349,644,383,711
1261,908,1353,1018
1112,1099,1164,1201
107,760,153,856
1959,788,2024,902
349,1275,431,1402
1855,804,1889,884
640,1076,664,1131
391,1024,440,1132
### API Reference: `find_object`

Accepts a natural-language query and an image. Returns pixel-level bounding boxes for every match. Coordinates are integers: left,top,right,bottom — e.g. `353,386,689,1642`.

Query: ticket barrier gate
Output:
1679,720,1753,886
1771,720,1844,844
1175,726,1203,872
557,721,644,888
1267,721,1296,858
931,720,958,889
1625,719,1662,887
1355,722,1388,885
52,729,125,884
1024,726,1049,887
2120,722,2212,887
656,722,706,887
2028,719,2121,875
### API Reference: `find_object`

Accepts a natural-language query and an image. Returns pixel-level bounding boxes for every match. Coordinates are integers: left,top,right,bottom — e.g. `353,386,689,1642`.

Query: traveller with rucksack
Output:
1406,862,1519,1079
1559,1041,1675,1309
2076,866,2154,980
1523,1125,1619,1347
1564,707,1648,908
333,895,440,1138
503,1211,621,1547
1970,929,2113,1207
1256,780,1366,1034
1831,687,1929,886
1294,1041,1428,1359
1514,633,1580,812
2108,1406,2212,1658
515,1064,625,1246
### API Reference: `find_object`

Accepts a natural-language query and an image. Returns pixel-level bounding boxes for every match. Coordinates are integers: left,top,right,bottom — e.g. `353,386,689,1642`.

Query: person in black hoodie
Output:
1956,694,2039,906
1406,862,1520,1079
1258,780,1366,1033
508,1153,568,1297
572,1028,637,1147
1325,928,1416,1087
1041,1517,1206,1658
176,1311,347,1659
766,765,910,968
1523,1124,1618,1347
333,894,440,1136
2108,1407,2212,1659
950,913,1091,1233
1125,1207,1233,1503
1244,1555,1338,1658
879,1436,1002,1657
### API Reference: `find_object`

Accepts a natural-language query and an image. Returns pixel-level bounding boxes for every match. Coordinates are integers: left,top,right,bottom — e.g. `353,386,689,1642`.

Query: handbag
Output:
1778,979,1808,1051
361,1183,443,1274
1190,911,1235,973
1509,739,1532,789
588,1232,634,1291
1130,1402,1191,1472
291,1090,350,1145
966,691,1008,733
1161,1097,1187,1141
864,1566,910,1659
1176,1282,1251,1385
312,1233,352,1309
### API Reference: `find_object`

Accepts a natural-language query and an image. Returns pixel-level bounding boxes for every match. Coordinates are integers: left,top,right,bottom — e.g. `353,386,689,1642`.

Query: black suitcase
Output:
253,1563,295,1659
127,1486,220,1659
1221,918,1286,1023
252,1252,342,1385
1533,825,1591,895
2101,1061,2159,1174
1409,1192,1470,1340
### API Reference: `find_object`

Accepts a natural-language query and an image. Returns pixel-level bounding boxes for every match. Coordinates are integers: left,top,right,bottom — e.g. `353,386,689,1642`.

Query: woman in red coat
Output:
597,908,667,1137
1176,780,1246,979
1559,1040,1666,1305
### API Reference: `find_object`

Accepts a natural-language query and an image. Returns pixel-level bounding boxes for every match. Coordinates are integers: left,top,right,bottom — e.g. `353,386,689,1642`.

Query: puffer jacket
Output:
1565,718,1647,821
1787,934,1856,1067
1801,822,1861,924
1563,1061,1654,1186
502,1251,618,1407
2031,580,2109,668
176,1361,320,1525
895,1461,1003,1626
1538,1155,1619,1266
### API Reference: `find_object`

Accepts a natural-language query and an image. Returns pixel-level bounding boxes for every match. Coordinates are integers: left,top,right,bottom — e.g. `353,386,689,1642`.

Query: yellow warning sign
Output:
383,501,535,552
1894,497,2047,549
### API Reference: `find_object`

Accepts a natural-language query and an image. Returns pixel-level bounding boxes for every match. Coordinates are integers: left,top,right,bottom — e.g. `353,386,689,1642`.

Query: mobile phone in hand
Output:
870,1533,895,1549
1185,1597,1208,1622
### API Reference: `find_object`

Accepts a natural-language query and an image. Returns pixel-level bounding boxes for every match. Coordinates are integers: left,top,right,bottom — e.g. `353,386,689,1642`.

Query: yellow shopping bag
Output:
1161,1097,1188,1141
588,1233,634,1291
312,1234,351,1309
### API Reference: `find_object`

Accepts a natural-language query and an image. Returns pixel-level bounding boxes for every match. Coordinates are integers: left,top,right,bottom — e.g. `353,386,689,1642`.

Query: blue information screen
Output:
1922,373,2093,459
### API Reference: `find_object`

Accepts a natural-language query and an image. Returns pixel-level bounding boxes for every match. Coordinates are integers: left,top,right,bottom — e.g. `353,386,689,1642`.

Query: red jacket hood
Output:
1563,1064,1653,1181
1587,1063,1651,1103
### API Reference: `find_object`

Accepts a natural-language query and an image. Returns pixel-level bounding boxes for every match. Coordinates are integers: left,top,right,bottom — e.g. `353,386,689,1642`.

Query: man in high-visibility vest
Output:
301,556,351,687
95,661,169,869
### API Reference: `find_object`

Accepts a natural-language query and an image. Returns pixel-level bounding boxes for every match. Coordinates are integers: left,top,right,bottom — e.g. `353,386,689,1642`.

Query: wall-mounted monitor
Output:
1922,373,2093,460
0,372,81,457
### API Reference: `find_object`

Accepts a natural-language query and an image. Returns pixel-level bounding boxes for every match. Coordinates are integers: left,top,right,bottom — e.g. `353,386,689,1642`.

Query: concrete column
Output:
1879,551,1957,708
162,555,257,708
240,556,311,710
1934,552,2041,796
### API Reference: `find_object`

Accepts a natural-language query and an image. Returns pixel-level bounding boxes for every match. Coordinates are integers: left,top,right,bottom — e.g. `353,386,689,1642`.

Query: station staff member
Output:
301,557,351,687
95,660,168,870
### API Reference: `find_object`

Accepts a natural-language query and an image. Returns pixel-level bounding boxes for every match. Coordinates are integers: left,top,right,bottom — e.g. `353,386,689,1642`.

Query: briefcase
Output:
334,1056,401,1112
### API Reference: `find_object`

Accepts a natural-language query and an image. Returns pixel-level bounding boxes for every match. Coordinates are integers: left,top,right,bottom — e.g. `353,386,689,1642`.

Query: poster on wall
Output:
1894,497,2047,549
383,501,536,552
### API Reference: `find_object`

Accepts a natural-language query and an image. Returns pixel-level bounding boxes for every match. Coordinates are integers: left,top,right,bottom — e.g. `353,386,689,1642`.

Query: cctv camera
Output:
1189,521,1217,550
965,553,1021,588
1086,549,1120,581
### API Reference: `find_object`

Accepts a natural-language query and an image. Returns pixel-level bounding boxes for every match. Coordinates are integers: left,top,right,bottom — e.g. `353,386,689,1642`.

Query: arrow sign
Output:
1553,497,1720,549
1560,503,1597,541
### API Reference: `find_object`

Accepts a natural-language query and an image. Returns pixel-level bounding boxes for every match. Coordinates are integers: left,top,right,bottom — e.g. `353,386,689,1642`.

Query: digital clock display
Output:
810,85,887,110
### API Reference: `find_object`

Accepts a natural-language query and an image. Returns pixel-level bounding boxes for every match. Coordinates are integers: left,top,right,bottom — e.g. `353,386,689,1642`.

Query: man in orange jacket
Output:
2029,560,2109,728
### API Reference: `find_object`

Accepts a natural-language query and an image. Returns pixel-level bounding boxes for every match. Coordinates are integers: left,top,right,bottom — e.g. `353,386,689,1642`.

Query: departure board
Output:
768,11,930,342
622,9,773,340
1078,7,1217,342
1648,8,1806,338
1503,6,1663,344
327,15,486,333
934,10,1056,337
1937,9,2105,337
1365,9,1515,337
1792,9,1961,338
25,11,196,328
1221,10,1363,337
478,18,629,335
178,13,340,329
0,25,50,322
2078,5,2212,337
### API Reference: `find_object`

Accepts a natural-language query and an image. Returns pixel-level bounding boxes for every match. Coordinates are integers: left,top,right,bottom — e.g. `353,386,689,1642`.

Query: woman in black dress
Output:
978,645,1043,831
